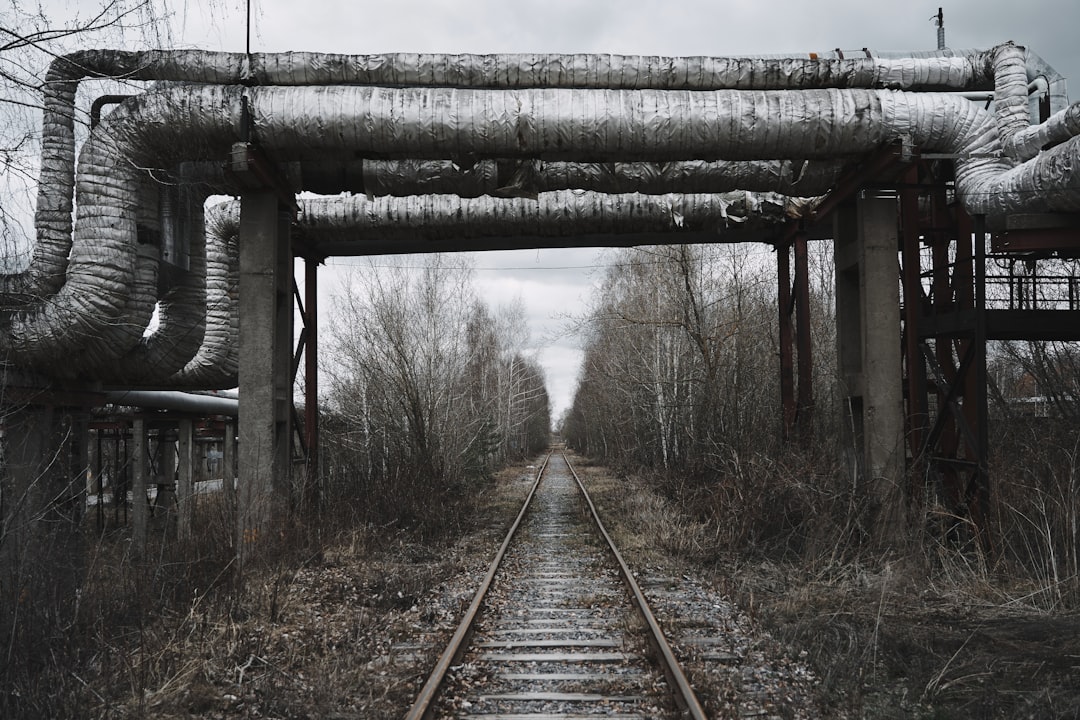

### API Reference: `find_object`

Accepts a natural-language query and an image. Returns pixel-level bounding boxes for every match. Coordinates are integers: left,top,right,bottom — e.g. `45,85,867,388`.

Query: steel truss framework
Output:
785,146,1080,548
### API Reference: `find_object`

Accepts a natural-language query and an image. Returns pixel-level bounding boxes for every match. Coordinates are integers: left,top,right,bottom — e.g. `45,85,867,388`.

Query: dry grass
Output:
572,447,1080,720
2,461,538,719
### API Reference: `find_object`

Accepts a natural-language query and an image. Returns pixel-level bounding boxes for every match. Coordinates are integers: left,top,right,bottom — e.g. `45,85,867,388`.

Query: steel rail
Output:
564,454,709,720
404,451,552,720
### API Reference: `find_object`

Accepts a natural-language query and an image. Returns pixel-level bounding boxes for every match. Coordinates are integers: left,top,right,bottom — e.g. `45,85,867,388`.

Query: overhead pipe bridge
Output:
3,42,1080,551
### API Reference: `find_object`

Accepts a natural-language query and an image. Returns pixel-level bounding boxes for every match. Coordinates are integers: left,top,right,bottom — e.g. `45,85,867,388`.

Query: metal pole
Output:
777,240,796,439
304,256,320,511
794,230,814,441
973,214,991,550
900,168,929,496
132,418,148,554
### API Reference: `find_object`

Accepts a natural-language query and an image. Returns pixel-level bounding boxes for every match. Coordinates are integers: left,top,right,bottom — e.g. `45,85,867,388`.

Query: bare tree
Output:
1,1,180,263
323,255,550,530
1,0,185,687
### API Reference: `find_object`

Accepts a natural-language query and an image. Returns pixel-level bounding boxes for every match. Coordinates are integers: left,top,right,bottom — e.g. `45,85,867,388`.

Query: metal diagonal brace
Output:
919,341,980,461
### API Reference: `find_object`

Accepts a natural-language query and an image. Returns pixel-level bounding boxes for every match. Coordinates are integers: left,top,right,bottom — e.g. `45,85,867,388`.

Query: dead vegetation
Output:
1,464,536,719
572,444,1080,720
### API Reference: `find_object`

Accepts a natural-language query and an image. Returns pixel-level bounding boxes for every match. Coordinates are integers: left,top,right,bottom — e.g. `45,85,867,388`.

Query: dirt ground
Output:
573,455,1080,720
14,454,1079,718
760,572,1080,718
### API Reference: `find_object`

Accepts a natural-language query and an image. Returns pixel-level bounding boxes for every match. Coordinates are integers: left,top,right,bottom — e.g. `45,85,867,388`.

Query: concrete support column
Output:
238,191,293,559
834,194,906,542
859,194,905,498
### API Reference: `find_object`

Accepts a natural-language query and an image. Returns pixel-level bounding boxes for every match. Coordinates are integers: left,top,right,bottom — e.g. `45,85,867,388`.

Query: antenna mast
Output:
933,7,945,50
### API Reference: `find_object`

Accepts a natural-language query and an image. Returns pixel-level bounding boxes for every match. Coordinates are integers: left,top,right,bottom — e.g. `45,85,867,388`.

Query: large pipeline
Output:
3,43,1079,384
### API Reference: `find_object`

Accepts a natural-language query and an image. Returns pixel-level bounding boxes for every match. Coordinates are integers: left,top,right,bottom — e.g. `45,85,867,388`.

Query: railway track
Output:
406,451,706,719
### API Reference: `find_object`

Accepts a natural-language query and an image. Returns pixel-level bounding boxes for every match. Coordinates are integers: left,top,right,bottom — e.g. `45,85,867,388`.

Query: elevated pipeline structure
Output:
1,43,1077,387
3,42,1080,553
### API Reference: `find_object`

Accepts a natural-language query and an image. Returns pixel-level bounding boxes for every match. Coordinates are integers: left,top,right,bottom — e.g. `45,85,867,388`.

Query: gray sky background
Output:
37,0,1080,419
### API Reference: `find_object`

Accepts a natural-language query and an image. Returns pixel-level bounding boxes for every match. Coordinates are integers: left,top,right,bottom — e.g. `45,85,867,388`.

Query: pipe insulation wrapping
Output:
0,87,239,372
353,158,847,197
0,43,1025,301
297,191,801,246
994,43,1034,141
3,130,141,371
106,188,209,384
43,47,999,91
0,43,1050,299
963,134,1080,217
249,85,995,161
170,203,239,389
1005,103,1080,160
6,47,1080,379
250,51,995,91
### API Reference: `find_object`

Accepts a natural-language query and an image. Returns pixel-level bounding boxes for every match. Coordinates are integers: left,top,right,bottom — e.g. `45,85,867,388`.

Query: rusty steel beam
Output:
899,165,928,491
794,230,814,441
970,214,991,550
777,240,796,440
304,257,320,511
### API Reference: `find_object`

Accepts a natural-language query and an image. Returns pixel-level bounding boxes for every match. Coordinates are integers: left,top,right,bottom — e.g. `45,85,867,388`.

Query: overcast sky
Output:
42,0,1080,419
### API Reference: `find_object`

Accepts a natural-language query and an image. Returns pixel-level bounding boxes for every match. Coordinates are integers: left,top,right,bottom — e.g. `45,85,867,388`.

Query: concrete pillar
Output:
177,418,194,541
834,194,906,541
132,417,149,553
237,191,293,558
859,194,905,494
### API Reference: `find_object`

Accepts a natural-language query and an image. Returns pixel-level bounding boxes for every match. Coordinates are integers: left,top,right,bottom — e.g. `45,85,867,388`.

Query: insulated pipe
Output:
3,128,142,373
296,191,799,247
181,191,803,386
7,52,1080,378
73,172,164,373
1004,103,1080,160
0,43,1051,304
344,158,848,198
964,133,1080,217
0,86,236,373
106,184,209,384
993,43,1033,139
44,47,999,91
169,203,239,389
104,389,238,416
0,44,1016,299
